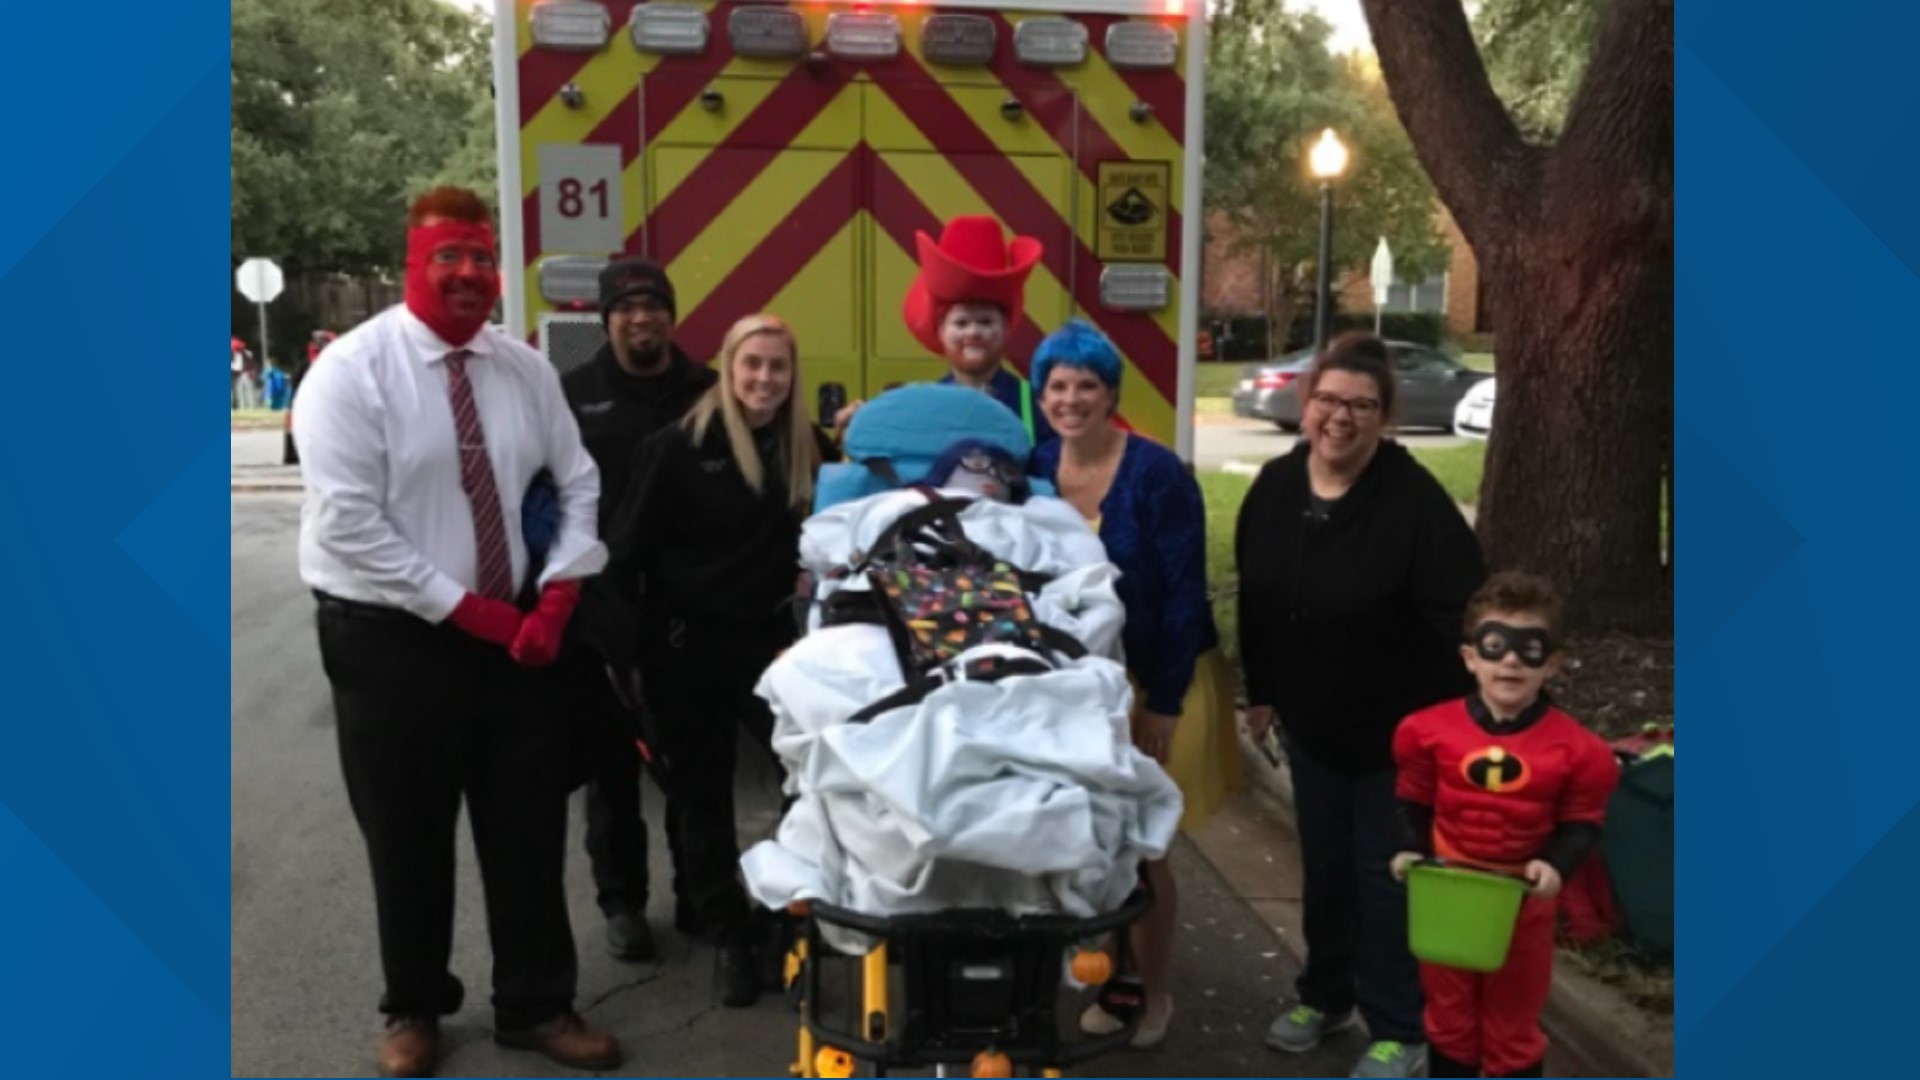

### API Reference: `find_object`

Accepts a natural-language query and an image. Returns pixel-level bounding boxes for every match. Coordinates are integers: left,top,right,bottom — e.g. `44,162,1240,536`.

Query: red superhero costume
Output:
1392,695,1617,1078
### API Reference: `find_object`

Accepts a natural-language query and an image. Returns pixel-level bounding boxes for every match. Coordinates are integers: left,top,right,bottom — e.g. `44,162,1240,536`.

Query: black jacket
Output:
562,343,715,665
604,415,837,656
1235,440,1486,773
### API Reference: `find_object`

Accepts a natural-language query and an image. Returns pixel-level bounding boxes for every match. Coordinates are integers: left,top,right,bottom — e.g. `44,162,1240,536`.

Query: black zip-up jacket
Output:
603,416,837,658
561,342,715,665
1235,440,1486,773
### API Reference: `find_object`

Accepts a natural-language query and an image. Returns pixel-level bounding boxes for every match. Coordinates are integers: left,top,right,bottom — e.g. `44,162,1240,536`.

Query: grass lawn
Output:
1409,441,1488,505
1194,361,1242,398
1200,471,1255,666
1460,352,1496,372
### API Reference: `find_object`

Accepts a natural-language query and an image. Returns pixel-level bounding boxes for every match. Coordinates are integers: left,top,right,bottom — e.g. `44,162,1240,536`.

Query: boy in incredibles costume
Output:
1389,572,1618,1078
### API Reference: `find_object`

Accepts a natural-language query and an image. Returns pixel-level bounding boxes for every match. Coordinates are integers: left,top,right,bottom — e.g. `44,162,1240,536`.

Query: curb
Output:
1196,723,1673,1078
231,481,304,494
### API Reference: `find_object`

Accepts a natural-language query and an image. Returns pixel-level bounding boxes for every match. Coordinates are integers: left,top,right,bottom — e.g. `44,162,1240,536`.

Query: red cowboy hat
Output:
902,215,1044,356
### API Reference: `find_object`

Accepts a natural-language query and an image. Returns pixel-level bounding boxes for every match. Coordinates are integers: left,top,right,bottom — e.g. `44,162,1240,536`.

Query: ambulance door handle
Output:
1130,100,1155,124
700,89,725,113
1000,97,1024,122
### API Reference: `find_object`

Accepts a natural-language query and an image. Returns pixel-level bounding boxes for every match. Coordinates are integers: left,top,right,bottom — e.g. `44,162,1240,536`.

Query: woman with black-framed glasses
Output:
1236,332,1486,1079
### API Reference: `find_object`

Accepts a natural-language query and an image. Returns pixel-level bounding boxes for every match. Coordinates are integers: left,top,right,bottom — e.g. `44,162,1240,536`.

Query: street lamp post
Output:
1309,128,1349,356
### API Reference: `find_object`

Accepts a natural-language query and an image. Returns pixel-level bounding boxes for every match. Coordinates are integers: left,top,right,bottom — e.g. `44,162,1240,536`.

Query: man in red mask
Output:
292,187,620,1077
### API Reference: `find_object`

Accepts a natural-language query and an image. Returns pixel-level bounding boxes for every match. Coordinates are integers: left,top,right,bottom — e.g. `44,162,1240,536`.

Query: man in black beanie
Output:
558,259,715,961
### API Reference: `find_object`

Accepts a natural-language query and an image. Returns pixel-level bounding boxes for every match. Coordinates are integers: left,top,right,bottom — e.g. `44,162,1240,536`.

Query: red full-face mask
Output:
405,222,502,347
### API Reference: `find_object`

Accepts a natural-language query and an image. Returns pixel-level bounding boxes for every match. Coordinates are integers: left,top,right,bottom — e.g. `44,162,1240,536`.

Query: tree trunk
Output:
1360,0,1672,633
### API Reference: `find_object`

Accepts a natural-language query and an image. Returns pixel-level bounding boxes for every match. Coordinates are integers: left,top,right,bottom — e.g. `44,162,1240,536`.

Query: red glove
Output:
447,593,523,648
510,580,581,667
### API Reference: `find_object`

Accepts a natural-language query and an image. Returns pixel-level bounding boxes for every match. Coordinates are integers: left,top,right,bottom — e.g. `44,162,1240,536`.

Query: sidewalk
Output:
1184,726,1675,1078
231,428,304,494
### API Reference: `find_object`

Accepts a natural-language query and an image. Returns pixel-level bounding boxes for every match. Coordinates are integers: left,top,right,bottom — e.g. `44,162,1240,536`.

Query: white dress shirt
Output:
294,306,606,622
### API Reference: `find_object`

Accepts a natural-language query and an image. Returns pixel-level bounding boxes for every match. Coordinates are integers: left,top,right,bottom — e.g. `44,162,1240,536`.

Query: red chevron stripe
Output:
872,62,1176,403
673,147,867,360
518,2,741,263
982,13,1184,274
645,65,858,265
1081,14,1189,144
516,12,603,128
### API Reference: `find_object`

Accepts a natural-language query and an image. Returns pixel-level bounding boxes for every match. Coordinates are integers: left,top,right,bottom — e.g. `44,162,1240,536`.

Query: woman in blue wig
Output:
1029,319,1244,1048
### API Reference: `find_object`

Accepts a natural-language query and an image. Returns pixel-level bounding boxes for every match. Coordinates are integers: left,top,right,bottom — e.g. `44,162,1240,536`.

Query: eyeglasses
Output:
1470,622,1556,668
1307,391,1382,419
957,447,1024,487
431,247,498,270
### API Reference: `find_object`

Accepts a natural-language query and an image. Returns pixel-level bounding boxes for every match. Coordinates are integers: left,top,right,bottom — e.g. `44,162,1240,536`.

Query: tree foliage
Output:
1472,0,1608,142
1204,0,1449,349
231,0,493,276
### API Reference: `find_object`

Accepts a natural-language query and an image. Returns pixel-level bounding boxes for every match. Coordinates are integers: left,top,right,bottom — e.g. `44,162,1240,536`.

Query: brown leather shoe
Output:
376,1015,439,1078
495,1012,622,1071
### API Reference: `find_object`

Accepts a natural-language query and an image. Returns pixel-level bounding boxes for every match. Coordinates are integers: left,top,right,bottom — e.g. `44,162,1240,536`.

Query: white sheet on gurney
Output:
798,489,1125,658
741,637,1184,938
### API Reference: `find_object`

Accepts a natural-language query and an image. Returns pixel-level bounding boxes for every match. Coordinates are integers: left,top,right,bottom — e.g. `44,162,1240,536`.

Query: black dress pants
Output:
560,649,672,918
638,612,783,946
317,597,576,1030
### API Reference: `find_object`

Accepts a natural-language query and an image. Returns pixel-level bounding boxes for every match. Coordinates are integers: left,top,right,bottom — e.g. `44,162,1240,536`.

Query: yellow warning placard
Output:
1097,161,1170,262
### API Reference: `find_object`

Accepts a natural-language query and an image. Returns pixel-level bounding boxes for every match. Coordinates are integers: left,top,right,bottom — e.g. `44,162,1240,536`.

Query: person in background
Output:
1238,333,1486,1079
558,257,715,962
1030,319,1245,1049
293,185,620,1078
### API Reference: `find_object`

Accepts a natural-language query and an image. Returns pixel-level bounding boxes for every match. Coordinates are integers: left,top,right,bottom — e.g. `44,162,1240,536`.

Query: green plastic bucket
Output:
1406,863,1528,972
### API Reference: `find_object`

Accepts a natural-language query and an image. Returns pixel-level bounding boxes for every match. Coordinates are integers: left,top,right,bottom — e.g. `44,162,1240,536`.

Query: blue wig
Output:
1031,318,1123,397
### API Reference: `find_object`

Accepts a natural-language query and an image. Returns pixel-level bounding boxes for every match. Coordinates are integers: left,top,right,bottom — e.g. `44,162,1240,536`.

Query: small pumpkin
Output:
971,1050,1015,1078
814,1046,856,1078
1070,949,1113,986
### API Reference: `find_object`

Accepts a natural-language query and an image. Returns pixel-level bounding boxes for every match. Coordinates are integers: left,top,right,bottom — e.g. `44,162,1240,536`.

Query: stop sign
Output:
236,257,285,304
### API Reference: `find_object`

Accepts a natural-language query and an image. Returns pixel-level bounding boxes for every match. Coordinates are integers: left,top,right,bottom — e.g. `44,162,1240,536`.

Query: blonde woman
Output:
602,314,835,1008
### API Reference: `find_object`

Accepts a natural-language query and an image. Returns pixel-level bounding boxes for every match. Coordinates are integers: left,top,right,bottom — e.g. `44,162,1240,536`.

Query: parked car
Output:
1454,376,1496,440
1230,341,1491,432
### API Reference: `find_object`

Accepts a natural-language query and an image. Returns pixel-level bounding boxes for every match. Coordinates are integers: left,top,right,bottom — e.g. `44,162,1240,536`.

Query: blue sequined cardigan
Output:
1033,433,1218,716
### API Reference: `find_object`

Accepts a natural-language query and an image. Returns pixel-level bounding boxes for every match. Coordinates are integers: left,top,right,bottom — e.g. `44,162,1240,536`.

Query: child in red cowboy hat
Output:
838,215,1055,447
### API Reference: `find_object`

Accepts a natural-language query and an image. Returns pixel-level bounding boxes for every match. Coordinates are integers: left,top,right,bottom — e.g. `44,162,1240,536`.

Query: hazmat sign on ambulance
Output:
1096,160,1169,262
496,0,1206,458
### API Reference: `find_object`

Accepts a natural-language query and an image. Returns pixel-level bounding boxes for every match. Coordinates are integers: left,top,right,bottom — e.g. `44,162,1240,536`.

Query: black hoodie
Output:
1235,440,1486,773
604,416,837,652
561,342,715,664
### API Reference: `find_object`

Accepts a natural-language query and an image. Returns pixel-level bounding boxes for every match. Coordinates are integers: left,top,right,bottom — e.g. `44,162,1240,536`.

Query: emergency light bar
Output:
529,0,611,51
537,257,609,307
730,6,811,59
826,12,903,60
1099,265,1171,311
631,2,710,55
921,14,997,67
1012,18,1088,67
1105,21,1178,70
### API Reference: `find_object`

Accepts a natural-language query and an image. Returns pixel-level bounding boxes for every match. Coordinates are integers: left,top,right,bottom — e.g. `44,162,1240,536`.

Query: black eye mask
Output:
1471,622,1555,668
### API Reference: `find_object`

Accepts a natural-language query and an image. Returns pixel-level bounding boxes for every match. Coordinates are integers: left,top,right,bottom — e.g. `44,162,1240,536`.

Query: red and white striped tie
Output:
444,349,515,602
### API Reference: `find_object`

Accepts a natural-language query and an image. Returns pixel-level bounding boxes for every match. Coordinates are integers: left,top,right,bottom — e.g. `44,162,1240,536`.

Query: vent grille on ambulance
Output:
539,313,607,376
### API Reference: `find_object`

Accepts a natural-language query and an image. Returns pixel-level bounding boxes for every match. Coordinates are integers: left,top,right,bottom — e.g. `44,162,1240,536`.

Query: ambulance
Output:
492,0,1204,456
